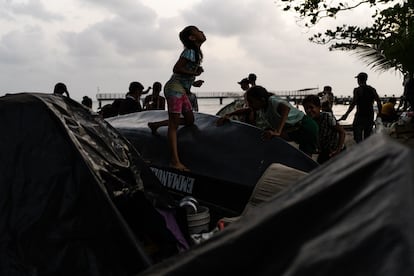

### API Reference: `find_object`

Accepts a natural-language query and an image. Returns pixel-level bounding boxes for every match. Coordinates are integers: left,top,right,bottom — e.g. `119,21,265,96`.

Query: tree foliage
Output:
281,0,414,75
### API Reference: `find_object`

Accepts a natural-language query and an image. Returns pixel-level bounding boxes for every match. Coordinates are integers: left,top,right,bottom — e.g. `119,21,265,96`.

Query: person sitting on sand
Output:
303,95,346,164
380,97,398,123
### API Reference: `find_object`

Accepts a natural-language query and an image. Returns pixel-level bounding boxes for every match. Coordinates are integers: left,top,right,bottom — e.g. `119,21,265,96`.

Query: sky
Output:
0,0,405,102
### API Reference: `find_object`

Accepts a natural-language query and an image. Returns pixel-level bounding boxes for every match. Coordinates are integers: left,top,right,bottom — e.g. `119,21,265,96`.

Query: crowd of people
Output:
51,25,414,170
218,70,414,165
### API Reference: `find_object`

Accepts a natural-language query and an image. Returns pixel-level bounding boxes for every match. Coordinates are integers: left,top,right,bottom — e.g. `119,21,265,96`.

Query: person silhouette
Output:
148,25,206,171
118,81,145,115
339,72,382,143
317,85,334,113
243,86,318,156
53,82,70,97
144,82,166,110
404,72,414,110
248,73,257,87
81,96,93,108
380,97,398,123
238,78,250,91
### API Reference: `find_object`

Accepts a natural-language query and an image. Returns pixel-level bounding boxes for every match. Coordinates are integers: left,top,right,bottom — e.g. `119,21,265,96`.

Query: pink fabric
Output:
167,94,192,114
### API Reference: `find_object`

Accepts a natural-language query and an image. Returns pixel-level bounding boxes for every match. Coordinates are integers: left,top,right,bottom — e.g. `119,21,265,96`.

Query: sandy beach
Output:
343,125,356,148
199,99,414,150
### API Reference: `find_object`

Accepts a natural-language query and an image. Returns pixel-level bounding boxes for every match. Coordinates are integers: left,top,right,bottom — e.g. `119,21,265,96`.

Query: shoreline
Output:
342,125,356,148
337,122,414,149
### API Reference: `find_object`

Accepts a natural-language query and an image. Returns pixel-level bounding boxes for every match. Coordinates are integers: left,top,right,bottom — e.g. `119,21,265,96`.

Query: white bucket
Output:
187,206,210,234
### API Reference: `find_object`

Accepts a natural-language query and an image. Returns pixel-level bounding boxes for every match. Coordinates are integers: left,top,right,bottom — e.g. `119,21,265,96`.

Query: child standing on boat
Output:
148,25,206,171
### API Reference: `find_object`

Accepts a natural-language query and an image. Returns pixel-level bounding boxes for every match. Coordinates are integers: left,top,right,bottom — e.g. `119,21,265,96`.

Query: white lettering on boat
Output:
150,167,195,194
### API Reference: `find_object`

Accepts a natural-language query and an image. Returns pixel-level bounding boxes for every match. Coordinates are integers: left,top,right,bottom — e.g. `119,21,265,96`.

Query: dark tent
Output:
139,134,414,275
0,93,177,275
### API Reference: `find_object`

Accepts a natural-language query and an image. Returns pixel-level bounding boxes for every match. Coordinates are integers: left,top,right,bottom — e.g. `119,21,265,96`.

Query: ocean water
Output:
197,98,356,126
93,98,356,125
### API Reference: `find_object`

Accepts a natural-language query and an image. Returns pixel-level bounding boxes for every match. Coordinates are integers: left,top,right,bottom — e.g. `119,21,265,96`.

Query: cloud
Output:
81,0,148,14
59,16,181,74
5,0,63,21
175,0,335,90
0,26,49,65
180,0,287,37
0,0,404,101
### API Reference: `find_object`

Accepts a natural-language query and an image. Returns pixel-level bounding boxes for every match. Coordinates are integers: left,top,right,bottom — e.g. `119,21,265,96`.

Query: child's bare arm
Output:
262,103,290,139
273,103,290,136
216,108,252,126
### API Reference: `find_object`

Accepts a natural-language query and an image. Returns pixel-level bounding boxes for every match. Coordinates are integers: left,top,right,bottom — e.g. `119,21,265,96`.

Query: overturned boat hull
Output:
108,111,318,217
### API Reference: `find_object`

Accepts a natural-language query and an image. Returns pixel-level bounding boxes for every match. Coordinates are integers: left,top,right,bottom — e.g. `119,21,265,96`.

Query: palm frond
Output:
331,43,402,73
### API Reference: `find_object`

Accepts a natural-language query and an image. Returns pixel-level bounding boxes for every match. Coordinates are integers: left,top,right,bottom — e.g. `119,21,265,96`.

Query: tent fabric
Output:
0,93,172,275
219,163,308,225
245,163,308,210
139,134,414,276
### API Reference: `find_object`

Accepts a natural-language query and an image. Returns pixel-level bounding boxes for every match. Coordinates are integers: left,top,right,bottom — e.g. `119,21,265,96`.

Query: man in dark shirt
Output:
143,82,166,110
404,72,414,110
118,81,147,115
340,72,382,143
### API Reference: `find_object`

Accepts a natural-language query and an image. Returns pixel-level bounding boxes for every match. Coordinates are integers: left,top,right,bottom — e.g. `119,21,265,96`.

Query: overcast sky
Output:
0,0,404,102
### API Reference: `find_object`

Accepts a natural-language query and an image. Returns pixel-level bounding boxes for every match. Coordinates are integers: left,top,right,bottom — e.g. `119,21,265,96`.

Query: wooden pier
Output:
95,88,321,108
95,88,401,109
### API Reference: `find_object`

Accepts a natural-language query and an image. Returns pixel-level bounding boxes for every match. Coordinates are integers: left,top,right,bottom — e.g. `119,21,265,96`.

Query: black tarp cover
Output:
0,93,163,275
108,111,318,186
139,134,414,276
108,111,318,216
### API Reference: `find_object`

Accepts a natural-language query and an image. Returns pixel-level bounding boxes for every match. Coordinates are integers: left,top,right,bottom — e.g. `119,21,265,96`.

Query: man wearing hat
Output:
238,78,250,91
218,77,255,125
340,72,382,143
118,81,149,115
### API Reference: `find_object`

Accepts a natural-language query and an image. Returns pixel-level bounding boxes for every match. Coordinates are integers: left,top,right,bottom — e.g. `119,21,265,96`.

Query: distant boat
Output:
216,99,243,114
108,111,318,218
